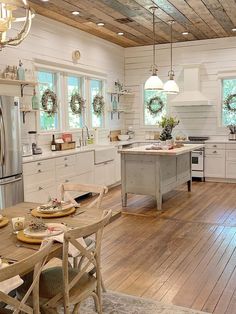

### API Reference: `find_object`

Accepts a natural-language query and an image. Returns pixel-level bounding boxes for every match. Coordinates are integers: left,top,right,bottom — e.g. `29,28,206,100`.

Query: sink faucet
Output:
81,125,90,146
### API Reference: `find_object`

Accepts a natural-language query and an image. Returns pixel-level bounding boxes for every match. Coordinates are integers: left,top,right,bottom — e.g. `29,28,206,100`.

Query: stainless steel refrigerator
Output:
0,96,23,209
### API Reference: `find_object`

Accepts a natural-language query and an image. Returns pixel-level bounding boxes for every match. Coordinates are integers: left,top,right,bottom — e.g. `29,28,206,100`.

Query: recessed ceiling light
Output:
182,31,189,35
97,22,105,26
72,11,80,15
41,0,49,2
232,28,236,32
118,32,124,36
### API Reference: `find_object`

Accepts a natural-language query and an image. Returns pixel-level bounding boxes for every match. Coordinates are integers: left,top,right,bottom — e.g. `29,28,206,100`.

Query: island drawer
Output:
23,159,55,175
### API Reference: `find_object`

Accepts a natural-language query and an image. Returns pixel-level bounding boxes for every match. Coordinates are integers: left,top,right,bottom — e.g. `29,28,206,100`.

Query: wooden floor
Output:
97,181,236,314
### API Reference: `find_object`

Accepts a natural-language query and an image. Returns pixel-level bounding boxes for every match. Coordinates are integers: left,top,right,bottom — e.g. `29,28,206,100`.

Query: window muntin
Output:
222,78,236,126
144,90,167,126
67,75,83,129
38,70,59,131
90,79,104,128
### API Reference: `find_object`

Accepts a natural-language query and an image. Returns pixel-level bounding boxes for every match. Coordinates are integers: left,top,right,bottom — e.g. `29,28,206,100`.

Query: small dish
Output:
24,223,67,239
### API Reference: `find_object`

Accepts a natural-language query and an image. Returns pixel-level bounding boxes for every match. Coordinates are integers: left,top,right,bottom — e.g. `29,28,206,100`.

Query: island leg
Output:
122,193,127,207
187,180,192,192
156,196,162,211
121,154,127,207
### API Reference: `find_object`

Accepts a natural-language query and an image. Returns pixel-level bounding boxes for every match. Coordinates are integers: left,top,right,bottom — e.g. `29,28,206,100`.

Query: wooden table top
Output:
0,202,121,263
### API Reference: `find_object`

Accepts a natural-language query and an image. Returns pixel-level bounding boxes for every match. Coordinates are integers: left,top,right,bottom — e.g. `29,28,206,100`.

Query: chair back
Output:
0,239,53,314
59,183,108,209
43,210,112,311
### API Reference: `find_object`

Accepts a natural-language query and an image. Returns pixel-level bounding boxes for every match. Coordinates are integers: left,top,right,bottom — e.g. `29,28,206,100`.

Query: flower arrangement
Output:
159,117,179,141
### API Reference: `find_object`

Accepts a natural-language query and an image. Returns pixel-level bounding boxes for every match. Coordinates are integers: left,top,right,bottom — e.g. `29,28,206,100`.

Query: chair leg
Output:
72,303,80,314
92,292,102,314
101,277,106,293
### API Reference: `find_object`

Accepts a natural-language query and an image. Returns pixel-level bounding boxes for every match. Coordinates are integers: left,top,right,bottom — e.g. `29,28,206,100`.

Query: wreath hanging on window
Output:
41,89,58,117
70,92,85,115
146,96,164,116
224,94,236,112
92,94,105,116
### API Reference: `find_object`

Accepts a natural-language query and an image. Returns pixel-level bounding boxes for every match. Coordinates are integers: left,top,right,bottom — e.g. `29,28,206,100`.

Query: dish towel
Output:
49,234,87,257
0,262,23,294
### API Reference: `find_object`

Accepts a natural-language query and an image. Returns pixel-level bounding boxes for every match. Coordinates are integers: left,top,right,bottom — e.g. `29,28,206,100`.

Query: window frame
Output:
35,64,107,134
36,68,61,134
219,75,236,127
141,84,168,129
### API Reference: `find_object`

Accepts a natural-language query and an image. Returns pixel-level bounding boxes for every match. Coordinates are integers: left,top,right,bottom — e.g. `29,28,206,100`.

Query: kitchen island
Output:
119,144,204,210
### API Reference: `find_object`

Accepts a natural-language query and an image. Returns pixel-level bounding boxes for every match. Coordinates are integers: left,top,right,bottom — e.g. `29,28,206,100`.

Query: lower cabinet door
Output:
94,164,106,186
226,161,236,179
205,156,225,178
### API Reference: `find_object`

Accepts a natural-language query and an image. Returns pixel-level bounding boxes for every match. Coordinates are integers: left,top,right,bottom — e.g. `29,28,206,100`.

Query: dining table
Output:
0,202,121,264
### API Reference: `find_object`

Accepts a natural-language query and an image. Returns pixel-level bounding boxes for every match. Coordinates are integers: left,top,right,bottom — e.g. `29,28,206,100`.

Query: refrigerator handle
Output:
0,177,22,186
0,108,5,166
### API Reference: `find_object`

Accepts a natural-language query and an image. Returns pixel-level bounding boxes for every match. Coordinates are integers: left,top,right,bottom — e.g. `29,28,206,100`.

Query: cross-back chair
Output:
29,210,112,314
59,183,108,209
0,240,53,314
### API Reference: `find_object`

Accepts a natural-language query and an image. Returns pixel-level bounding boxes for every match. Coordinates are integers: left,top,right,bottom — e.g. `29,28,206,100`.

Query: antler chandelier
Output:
0,0,34,49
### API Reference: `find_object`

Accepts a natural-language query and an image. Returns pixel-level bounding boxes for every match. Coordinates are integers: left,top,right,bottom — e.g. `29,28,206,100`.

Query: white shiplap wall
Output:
0,15,125,148
124,37,236,139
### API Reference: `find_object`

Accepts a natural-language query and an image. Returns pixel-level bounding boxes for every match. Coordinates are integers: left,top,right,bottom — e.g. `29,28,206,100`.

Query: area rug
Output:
60,291,210,314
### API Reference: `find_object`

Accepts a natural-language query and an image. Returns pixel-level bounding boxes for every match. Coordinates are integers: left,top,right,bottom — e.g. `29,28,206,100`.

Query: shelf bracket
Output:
22,111,28,123
20,83,29,97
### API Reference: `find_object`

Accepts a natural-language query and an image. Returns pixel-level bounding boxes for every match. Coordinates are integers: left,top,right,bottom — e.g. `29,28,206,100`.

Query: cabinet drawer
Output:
226,161,236,179
226,150,236,161
226,143,236,150
55,155,76,166
24,176,55,193
76,151,94,175
205,143,225,150
23,159,55,175
24,169,55,189
55,165,75,181
205,149,225,157
24,185,56,203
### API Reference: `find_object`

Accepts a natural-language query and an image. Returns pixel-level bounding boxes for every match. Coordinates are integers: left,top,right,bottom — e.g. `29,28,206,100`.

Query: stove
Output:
187,136,209,180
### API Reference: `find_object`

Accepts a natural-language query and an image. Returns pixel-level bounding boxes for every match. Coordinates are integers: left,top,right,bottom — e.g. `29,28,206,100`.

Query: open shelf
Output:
0,78,37,97
20,108,38,123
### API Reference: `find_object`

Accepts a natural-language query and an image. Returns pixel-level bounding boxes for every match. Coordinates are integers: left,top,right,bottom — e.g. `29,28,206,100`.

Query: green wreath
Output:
41,89,57,117
92,94,105,116
70,92,85,115
146,96,164,116
224,94,236,112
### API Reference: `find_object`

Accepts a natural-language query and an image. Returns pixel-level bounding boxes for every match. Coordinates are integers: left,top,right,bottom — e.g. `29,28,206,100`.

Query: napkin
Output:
49,233,87,258
0,262,23,294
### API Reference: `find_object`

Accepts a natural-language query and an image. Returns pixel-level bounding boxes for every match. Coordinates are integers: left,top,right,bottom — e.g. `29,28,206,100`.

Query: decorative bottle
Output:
51,135,56,151
31,89,40,110
17,60,25,81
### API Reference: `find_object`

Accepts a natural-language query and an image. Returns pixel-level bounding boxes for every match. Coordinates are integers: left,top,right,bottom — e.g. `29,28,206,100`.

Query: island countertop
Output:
119,143,204,156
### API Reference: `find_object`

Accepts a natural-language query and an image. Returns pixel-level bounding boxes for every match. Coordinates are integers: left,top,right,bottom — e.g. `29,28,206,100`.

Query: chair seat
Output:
17,266,97,305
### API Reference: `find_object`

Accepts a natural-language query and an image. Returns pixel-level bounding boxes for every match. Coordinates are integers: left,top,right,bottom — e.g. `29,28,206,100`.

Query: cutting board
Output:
110,130,121,142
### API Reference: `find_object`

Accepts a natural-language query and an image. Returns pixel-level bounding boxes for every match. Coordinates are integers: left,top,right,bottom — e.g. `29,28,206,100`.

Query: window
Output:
90,79,104,128
222,78,236,126
67,75,83,129
38,70,59,131
144,89,167,126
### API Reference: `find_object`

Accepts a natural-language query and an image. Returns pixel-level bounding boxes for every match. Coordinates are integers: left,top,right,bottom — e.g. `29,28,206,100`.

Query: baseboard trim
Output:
205,177,236,183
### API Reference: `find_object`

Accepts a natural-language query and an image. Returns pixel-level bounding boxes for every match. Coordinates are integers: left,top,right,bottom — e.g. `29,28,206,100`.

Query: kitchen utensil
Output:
118,134,129,141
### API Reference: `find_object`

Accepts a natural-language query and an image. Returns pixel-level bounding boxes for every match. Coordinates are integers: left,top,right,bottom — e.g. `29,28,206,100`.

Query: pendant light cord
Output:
170,21,173,73
153,7,156,68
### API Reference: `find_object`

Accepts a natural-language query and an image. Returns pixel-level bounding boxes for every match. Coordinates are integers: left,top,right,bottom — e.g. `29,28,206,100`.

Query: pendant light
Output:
164,21,179,94
144,6,163,90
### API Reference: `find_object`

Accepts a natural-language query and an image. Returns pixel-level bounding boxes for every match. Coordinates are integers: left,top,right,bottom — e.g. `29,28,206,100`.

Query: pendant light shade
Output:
164,21,179,94
144,7,163,91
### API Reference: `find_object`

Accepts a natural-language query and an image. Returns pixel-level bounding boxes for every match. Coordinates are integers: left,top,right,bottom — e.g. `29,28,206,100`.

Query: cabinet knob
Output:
213,151,217,153
64,157,67,161
65,179,69,183
213,145,217,148
38,186,43,191
37,162,41,166
38,169,42,173
65,164,68,167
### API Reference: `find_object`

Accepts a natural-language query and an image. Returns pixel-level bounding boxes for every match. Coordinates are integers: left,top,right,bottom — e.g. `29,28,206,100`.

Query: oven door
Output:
192,150,204,171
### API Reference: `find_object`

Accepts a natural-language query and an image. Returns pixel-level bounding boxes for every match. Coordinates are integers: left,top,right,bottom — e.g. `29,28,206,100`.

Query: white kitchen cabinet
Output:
115,148,121,182
94,161,116,186
226,161,236,179
76,151,94,175
205,156,225,178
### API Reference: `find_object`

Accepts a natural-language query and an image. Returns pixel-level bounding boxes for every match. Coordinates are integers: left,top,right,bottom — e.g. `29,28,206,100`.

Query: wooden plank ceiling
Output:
29,0,236,47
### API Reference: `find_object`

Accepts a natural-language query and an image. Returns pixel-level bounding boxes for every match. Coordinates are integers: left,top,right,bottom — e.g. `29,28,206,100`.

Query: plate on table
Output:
0,217,9,228
36,202,74,214
31,206,76,218
23,223,67,239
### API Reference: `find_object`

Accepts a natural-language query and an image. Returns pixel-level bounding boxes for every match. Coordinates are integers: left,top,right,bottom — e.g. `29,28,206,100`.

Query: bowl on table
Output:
118,134,129,141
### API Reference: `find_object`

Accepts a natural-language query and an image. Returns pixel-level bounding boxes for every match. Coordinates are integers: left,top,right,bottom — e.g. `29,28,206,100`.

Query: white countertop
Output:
119,144,204,156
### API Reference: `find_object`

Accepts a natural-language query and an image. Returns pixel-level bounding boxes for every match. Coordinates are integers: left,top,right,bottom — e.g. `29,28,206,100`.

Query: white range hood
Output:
171,65,211,106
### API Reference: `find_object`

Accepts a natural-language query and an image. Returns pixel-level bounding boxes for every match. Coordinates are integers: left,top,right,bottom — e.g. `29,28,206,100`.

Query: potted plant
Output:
159,117,179,144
